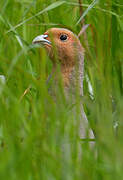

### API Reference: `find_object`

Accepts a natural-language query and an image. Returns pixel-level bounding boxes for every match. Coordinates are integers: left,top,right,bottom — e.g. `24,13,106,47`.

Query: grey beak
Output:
32,34,51,45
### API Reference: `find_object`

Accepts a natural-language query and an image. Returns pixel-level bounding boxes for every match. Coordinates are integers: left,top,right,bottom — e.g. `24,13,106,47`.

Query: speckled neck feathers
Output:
61,49,84,96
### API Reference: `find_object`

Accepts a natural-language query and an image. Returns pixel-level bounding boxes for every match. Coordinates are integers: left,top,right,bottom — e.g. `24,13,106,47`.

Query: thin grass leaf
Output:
0,14,6,24
6,1,65,33
7,45,34,77
66,2,122,18
7,21,24,49
76,0,99,25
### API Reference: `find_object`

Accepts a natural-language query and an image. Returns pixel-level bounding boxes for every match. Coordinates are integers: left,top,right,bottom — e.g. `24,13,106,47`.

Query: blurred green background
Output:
0,0,123,179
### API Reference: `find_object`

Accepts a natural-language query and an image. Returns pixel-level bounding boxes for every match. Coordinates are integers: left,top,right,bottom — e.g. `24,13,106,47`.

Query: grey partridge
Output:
33,28,94,139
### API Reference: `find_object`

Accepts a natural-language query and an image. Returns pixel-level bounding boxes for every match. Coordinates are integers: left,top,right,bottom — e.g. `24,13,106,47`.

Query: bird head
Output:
33,28,84,66
32,28,84,87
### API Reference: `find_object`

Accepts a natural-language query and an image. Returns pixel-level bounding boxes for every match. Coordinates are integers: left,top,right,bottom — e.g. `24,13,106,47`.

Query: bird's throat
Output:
61,52,84,96
61,65,74,87
51,51,84,96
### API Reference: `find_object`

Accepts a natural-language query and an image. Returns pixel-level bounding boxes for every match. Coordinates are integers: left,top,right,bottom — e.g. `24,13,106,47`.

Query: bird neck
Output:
61,65,74,87
60,51,84,96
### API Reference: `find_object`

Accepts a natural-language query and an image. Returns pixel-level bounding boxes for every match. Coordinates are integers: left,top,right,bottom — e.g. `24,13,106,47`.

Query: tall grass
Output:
0,0,123,179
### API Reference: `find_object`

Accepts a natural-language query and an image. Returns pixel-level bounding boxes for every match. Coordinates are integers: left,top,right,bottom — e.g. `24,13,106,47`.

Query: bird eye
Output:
60,34,68,41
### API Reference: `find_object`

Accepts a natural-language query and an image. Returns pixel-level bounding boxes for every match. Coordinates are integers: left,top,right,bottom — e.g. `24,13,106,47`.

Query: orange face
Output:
33,28,83,67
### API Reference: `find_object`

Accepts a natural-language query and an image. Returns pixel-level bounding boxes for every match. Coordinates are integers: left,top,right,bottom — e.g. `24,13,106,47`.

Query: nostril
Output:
44,34,48,39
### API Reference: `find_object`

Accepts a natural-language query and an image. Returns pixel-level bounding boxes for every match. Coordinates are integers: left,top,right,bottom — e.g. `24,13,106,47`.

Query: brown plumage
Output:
33,28,94,139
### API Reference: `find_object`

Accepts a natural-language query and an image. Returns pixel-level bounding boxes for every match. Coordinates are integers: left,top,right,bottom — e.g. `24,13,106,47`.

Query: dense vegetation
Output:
0,0,122,179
